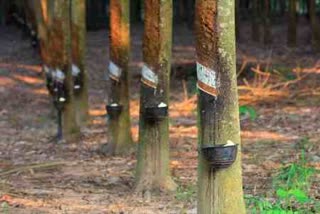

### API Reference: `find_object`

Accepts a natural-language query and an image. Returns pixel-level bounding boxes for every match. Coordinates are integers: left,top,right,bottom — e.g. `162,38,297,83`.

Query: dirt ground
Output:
0,21,319,213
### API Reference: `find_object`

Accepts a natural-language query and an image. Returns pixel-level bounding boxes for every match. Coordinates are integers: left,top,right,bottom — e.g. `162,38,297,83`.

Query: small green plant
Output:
1,202,9,214
246,150,319,214
175,184,196,202
239,105,257,121
245,195,293,214
273,150,315,191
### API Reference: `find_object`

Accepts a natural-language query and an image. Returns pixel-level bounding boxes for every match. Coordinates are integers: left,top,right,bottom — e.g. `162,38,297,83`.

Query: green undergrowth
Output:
239,105,257,121
175,183,196,203
246,147,319,214
1,202,9,214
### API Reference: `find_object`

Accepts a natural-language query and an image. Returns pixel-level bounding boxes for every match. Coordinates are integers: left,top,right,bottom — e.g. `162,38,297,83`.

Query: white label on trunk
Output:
108,61,122,81
72,64,81,76
196,62,217,96
141,64,158,88
56,69,65,82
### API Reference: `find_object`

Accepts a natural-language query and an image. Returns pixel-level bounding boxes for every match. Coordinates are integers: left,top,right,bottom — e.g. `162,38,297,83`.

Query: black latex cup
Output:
144,106,168,122
201,144,238,169
106,104,123,119
73,76,82,91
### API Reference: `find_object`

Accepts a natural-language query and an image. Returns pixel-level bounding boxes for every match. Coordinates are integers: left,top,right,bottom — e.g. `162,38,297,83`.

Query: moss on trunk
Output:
71,0,89,125
105,0,133,155
135,0,176,193
195,0,246,213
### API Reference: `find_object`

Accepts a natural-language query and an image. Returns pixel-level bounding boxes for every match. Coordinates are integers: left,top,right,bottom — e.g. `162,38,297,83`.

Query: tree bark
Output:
135,0,176,193
251,0,260,42
33,0,49,66
49,0,79,141
195,0,246,213
33,0,60,120
71,0,89,125
105,0,133,155
309,0,320,50
288,0,297,47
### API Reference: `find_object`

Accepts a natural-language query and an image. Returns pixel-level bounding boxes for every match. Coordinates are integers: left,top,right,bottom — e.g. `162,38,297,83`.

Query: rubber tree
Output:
71,0,89,125
33,0,59,122
288,0,297,47
309,0,320,50
103,0,132,155
135,0,176,193
195,0,246,213
33,0,50,68
48,0,80,141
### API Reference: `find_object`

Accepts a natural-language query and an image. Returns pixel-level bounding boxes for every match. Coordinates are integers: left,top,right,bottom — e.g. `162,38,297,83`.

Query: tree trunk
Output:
251,0,260,42
49,0,79,141
309,0,320,50
33,0,49,65
195,0,246,213
288,0,297,47
33,0,59,119
135,0,176,193
263,0,272,45
71,0,89,125
104,0,132,155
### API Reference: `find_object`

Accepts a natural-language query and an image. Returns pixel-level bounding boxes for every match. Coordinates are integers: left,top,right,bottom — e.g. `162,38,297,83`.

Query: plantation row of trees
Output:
2,0,320,48
2,0,247,213
86,0,320,48
106,2,246,212
242,0,320,47
79,0,320,51
31,0,88,141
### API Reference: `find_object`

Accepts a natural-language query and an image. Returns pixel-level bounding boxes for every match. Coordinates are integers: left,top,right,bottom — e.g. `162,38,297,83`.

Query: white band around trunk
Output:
196,62,217,97
141,64,158,89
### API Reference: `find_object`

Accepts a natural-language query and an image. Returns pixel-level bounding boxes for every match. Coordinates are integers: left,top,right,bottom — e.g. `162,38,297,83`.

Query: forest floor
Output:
0,22,319,214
